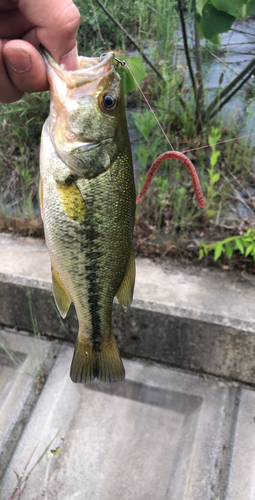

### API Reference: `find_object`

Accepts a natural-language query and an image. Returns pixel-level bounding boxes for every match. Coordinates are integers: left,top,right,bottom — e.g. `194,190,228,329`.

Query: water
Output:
181,18,255,137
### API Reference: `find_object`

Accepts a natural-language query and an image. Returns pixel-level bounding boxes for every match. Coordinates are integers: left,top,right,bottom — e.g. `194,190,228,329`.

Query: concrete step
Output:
1,331,255,500
1,233,255,383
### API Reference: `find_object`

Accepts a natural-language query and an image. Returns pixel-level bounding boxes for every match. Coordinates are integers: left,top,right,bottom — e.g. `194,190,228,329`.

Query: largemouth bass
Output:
40,50,136,383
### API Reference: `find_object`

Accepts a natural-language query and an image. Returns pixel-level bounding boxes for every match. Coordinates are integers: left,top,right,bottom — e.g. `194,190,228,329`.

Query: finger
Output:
0,9,33,38
17,0,80,70
23,28,78,73
0,0,18,10
0,40,24,102
3,39,49,94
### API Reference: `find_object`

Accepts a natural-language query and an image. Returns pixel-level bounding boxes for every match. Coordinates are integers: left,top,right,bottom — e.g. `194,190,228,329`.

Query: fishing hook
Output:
100,53,125,66
114,57,126,66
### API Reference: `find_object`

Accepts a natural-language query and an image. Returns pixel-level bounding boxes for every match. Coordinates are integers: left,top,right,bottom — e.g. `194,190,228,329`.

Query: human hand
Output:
0,0,80,103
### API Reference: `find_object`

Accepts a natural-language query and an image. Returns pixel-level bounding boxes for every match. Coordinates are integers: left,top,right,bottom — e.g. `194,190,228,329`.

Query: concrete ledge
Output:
1,234,255,384
114,301,255,384
0,273,78,341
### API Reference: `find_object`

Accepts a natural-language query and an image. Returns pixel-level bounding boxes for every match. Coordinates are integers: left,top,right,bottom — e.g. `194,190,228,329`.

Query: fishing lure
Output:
136,151,205,207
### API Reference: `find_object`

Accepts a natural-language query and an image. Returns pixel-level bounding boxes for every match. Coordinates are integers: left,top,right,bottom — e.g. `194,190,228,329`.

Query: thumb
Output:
16,0,80,69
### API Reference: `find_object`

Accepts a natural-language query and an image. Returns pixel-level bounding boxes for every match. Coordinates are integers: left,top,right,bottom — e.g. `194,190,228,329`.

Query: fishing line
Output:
123,61,255,207
124,63,174,152
182,133,255,153
124,62,255,155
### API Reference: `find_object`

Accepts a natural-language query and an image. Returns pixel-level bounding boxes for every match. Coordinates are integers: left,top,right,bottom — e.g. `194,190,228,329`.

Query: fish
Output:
40,49,136,383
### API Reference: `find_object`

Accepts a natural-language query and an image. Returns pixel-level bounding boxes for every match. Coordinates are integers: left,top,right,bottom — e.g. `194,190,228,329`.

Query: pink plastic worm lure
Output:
136,151,206,208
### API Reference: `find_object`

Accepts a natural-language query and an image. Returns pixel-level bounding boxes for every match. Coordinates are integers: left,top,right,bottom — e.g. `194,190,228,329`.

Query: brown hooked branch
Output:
94,0,164,81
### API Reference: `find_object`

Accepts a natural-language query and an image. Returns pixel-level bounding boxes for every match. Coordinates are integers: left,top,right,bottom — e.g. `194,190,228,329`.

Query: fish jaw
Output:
41,49,127,179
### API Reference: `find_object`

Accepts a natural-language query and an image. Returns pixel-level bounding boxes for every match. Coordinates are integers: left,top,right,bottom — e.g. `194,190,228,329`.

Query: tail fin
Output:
70,334,125,383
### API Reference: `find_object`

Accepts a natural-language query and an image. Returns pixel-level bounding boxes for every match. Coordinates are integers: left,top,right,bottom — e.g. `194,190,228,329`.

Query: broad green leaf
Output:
210,155,220,167
248,0,255,14
209,33,222,44
225,243,234,259
214,244,223,260
118,56,145,95
196,0,207,16
200,3,235,39
245,244,253,256
199,248,204,259
207,209,215,217
212,0,247,18
222,236,234,244
211,173,220,184
209,135,221,145
234,238,244,254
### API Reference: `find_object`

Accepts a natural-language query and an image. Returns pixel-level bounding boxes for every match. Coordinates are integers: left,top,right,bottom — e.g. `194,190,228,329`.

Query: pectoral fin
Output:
56,178,86,222
116,247,135,313
52,266,72,318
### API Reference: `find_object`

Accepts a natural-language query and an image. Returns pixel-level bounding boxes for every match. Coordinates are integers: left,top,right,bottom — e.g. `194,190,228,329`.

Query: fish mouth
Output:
40,46,115,89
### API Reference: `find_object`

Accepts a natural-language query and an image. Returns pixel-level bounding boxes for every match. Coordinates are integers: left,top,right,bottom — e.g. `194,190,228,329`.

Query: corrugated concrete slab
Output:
0,329,60,479
0,345,244,500
1,233,255,383
225,387,255,500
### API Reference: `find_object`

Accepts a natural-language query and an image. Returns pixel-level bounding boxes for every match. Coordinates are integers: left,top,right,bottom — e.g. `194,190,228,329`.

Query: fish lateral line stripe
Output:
136,151,205,208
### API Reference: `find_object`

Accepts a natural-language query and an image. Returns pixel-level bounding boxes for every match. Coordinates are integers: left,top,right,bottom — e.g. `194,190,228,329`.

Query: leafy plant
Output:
176,0,255,128
117,56,146,94
205,127,221,217
199,228,255,261
196,0,255,42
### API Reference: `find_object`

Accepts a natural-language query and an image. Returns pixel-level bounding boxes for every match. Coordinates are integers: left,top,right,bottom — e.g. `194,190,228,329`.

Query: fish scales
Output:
40,50,136,383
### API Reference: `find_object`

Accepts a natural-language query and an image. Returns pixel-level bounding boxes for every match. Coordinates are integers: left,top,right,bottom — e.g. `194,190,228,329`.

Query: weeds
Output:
0,92,49,234
199,228,255,262
0,287,46,378
205,127,221,217
1,431,60,500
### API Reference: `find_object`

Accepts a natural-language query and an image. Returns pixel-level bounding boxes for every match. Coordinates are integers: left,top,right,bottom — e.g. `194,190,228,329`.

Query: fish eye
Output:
102,93,117,111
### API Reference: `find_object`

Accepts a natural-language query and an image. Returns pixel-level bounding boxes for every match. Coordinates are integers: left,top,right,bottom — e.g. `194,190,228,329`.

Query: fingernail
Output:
5,48,32,73
60,46,78,71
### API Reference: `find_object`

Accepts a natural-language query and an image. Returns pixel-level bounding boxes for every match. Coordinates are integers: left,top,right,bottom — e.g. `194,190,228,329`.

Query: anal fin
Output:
116,246,135,313
52,266,72,318
70,333,125,383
